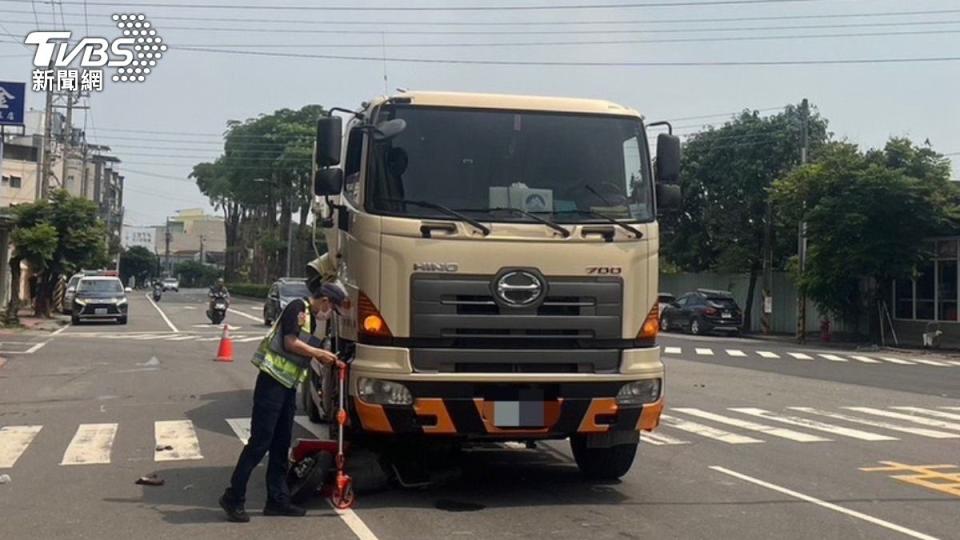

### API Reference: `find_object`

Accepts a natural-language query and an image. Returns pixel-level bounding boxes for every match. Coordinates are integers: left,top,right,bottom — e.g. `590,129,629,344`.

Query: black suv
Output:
263,277,310,326
660,289,742,336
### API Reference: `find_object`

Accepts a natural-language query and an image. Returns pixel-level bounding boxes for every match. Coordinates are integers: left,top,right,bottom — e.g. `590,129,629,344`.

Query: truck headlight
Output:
357,377,413,406
616,379,661,406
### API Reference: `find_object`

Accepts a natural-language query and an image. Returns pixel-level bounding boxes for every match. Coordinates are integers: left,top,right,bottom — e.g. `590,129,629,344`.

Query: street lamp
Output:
253,178,296,277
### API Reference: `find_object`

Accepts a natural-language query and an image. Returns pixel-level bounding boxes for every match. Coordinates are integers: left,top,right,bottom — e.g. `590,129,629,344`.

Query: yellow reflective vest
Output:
252,299,314,389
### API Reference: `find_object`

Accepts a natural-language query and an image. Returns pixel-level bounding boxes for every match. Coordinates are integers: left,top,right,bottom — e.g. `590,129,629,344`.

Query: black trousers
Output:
227,370,297,504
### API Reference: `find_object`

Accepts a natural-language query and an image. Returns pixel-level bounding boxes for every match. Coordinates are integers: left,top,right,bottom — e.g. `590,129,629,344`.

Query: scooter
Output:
288,358,355,508
152,283,162,302
207,291,228,325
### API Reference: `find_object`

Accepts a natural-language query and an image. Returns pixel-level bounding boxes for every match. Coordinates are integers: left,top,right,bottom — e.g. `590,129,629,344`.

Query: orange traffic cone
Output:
215,324,234,362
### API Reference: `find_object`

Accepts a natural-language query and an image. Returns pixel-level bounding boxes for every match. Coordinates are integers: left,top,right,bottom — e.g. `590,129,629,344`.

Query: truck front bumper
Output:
347,345,664,439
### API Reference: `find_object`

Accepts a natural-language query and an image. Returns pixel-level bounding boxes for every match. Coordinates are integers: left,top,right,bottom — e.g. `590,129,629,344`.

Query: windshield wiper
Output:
376,198,491,236
546,209,644,239
455,207,571,238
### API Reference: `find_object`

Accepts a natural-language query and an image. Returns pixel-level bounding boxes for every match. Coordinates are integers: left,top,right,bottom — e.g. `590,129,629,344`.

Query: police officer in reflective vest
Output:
220,280,347,523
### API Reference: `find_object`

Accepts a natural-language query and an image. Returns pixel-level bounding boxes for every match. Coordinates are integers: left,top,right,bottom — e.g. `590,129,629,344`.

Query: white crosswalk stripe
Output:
695,348,714,356
236,336,263,343
0,425,42,468
818,354,848,362
844,407,960,432
756,351,780,359
877,356,916,365
909,358,951,367
788,407,960,439
889,407,960,422
226,418,251,445
945,360,960,366
726,349,746,357
849,355,881,364
659,414,763,444
672,408,828,442
663,347,681,354
730,408,898,441
61,423,118,465
641,431,689,446
787,352,813,360
154,420,204,461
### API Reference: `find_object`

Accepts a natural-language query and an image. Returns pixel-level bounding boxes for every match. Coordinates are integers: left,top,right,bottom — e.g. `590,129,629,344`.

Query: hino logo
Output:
495,270,545,307
413,262,459,273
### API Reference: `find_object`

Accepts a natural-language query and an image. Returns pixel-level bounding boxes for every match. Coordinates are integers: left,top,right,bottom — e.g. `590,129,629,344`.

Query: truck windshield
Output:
366,106,653,224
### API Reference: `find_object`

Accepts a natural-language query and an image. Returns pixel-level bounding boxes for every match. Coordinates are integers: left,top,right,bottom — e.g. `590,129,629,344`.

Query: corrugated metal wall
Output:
659,272,841,334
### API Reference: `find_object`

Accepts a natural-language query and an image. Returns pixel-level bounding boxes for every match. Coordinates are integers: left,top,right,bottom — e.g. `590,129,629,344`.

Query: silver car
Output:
62,274,83,314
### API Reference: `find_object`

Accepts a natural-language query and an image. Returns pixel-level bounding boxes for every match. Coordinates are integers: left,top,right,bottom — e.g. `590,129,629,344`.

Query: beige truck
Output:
305,91,680,479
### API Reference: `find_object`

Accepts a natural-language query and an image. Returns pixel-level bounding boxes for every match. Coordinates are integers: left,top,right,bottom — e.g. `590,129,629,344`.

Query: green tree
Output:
174,260,221,288
661,103,830,330
192,105,323,282
119,246,158,287
9,190,109,316
772,139,957,336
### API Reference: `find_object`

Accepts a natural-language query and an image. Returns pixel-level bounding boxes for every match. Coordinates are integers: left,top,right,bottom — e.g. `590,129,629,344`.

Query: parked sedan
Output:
62,273,83,314
71,276,129,325
263,278,310,326
660,289,743,336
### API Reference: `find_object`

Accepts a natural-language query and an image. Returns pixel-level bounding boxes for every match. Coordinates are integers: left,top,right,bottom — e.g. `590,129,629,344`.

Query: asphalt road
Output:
1,289,957,540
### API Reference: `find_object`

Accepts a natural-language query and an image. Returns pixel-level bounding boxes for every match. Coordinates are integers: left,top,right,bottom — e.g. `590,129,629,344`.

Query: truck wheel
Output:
288,451,333,504
570,435,638,480
690,318,702,335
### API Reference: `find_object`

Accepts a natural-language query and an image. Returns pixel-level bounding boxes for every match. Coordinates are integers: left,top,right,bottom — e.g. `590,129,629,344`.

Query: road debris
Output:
135,474,164,486
0,474,11,484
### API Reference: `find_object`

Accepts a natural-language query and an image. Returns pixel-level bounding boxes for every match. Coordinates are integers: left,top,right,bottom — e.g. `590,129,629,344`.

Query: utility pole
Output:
164,217,171,275
285,190,295,277
40,83,53,198
797,98,809,344
199,234,205,266
60,91,73,191
761,197,773,335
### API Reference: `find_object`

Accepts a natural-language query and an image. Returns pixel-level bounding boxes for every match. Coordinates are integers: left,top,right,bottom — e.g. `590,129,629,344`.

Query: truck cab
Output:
308,91,680,479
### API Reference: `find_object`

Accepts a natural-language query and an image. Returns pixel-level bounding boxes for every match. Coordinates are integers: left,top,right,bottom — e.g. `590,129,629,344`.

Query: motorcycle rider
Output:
208,278,230,306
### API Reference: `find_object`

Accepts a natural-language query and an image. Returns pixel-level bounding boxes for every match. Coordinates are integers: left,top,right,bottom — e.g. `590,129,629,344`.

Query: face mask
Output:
317,306,333,320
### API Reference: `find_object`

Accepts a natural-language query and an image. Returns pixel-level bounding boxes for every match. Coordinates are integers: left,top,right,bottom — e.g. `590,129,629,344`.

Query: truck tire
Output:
570,435,638,480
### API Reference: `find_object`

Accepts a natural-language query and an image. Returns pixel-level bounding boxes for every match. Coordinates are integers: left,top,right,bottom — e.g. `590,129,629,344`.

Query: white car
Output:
71,276,129,325
162,277,179,292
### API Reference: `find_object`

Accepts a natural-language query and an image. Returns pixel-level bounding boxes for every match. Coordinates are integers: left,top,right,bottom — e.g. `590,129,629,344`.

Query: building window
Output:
894,238,960,322
9,176,21,188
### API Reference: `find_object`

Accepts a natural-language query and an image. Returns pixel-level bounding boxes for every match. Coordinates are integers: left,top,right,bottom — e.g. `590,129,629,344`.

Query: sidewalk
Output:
0,309,69,338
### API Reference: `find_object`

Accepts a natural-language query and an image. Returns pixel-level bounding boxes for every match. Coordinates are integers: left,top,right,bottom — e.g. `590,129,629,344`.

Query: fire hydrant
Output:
820,319,832,342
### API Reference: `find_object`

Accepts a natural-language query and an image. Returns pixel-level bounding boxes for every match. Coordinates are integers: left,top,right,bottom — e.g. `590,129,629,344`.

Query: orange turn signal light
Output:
637,302,659,340
358,291,392,338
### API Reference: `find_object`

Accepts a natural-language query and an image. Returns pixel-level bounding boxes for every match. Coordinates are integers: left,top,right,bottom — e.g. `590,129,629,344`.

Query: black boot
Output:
219,490,250,523
263,500,307,517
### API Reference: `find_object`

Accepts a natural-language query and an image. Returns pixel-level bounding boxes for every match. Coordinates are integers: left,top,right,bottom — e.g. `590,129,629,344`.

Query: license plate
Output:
215,303,226,309
494,400,544,428
95,308,107,315
721,312,732,319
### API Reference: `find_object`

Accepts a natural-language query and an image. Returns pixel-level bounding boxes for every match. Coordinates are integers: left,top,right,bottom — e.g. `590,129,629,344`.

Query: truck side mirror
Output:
655,133,681,184
656,183,681,213
314,168,343,197
315,116,342,167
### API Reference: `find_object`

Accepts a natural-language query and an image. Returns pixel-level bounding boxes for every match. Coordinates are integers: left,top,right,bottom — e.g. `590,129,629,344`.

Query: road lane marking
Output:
844,407,960,432
24,341,48,354
789,408,960,439
695,348,714,356
295,415,331,440
236,336,263,343
756,351,780,359
850,355,881,364
663,347,681,354
0,425,43,468
227,308,262,323
710,466,941,540
890,407,960,422
145,293,179,333
787,352,813,360
168,335,196,341
861,461,960,499
329,501,380,540
818,353,847,362
50,323,71,336
61,423,118,465
641,431,689,445
226,418,251,445
909,358,951,367
659,414,762,444
726,349,746,357
878,356,916,365
154,420,203,461
945,360,960,366
672,408,828,442
730,408,897,441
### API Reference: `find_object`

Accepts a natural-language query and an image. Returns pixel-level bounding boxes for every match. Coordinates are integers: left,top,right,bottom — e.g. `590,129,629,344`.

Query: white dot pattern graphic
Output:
113,13,165,84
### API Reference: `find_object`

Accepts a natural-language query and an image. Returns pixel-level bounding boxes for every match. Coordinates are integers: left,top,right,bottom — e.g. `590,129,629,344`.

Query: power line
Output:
4,6,958,27
22,0,827,13
174,46,960,67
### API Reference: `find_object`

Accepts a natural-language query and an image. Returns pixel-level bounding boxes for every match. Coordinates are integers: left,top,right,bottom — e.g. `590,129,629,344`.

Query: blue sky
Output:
1,0,957,226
